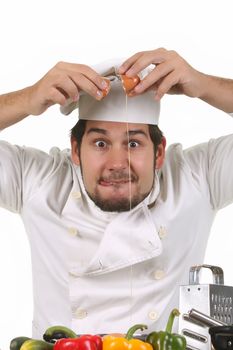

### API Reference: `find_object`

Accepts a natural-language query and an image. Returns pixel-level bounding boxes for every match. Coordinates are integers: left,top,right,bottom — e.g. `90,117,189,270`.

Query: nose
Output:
106,147,129,171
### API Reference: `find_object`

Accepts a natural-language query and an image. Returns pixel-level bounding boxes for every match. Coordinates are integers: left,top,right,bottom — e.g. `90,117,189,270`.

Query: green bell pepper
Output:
146,308,186,350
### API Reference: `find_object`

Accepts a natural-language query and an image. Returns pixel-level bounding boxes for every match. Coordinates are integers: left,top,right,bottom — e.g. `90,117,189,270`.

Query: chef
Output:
1,48,233,339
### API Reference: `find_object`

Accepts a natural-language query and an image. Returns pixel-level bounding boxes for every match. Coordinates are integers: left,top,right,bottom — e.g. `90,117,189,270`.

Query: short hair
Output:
70,119,163,154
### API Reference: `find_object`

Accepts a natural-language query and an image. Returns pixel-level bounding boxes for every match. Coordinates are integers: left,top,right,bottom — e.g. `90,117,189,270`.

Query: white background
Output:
1,0,233,348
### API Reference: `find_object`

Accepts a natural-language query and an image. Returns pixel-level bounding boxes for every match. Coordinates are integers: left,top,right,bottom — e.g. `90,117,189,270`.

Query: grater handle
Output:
188,308,227,327
189,264,224,285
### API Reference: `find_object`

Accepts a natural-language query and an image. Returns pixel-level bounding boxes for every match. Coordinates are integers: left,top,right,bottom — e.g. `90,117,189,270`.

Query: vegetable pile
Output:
10,309,186,350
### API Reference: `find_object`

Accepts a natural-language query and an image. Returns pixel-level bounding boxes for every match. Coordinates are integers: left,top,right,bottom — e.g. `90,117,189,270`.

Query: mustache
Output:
99,171,138,182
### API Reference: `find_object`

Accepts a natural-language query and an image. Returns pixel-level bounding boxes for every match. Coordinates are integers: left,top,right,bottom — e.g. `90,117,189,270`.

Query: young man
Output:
1,48,233,338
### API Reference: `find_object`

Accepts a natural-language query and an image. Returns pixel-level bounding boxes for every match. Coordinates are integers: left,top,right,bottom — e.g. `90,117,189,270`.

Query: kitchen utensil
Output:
209,326,233,350
178,265,233,350
188,309,227,328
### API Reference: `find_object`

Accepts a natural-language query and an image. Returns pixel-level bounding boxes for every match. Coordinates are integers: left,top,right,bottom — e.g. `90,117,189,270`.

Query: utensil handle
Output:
189,264,224,285
188,309,227,327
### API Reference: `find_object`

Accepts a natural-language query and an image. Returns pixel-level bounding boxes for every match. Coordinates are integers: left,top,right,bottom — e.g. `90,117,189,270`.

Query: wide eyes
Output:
95,140,107,148
128,141,139,148
95,140,139,148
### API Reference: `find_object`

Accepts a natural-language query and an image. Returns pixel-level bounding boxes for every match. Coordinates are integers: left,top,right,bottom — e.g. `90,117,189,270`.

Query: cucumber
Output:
43,325,77,343
20,339,54,350
10,336,31,350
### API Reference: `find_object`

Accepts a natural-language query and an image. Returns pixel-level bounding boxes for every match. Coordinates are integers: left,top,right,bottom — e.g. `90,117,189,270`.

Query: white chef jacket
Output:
1,134,233,339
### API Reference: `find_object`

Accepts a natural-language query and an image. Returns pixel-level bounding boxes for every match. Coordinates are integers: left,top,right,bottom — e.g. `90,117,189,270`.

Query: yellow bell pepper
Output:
103,324,153,350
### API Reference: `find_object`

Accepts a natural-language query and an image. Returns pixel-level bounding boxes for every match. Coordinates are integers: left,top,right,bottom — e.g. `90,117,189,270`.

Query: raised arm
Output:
0,88,31,130
118,48,233,113
0,62,109,130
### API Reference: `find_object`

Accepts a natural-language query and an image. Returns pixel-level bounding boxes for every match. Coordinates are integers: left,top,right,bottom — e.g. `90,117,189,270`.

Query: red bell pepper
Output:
54,334,102,350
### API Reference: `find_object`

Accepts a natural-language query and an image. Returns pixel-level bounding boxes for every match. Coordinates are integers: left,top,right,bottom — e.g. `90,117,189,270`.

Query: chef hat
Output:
60,58,160,125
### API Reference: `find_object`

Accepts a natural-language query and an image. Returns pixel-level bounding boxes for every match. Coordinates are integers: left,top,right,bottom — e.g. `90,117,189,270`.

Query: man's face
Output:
71,121,165,212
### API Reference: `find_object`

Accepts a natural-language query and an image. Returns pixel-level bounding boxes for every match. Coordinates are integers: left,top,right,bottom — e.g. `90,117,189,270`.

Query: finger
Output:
79,65,109,91
154,71,179,100
56,77,80,101
47,87,67,106
124,48,169,77
128,80,161,97
132,61,174,94
118,52,144,74
70,72,105,100
60,62,109,91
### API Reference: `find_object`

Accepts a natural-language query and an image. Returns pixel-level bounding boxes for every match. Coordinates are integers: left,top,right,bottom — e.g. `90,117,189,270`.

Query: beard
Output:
80,165,153,212
87,188,151,212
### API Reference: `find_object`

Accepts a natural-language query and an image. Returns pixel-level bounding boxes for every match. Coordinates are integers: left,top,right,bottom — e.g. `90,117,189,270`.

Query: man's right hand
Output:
0,62,110,130
27,62,110,116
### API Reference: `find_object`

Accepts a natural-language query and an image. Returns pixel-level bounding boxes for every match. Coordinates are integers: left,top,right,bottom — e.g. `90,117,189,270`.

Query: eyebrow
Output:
86,128,107,135
86,127,148,138
127,130,148,138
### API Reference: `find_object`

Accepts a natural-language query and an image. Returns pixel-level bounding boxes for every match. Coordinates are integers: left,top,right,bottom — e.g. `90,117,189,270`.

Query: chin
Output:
88,192,144,212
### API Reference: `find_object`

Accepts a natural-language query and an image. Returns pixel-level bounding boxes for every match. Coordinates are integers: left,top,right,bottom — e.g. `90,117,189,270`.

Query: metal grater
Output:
178,264,233,350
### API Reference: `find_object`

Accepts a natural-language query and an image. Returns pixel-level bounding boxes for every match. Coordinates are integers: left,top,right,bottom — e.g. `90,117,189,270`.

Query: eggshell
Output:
120,74,140,94
102,78,111,97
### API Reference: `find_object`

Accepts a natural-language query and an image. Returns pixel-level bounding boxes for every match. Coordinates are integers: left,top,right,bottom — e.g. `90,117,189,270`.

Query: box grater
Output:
178,264,233,350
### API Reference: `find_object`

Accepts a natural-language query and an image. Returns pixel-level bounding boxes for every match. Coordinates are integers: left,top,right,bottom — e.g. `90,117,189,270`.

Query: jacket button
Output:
71,191,82,200
148,311,158,321
74,308,88,319
158,226,167,239
68,227,79,236
153,269,165,280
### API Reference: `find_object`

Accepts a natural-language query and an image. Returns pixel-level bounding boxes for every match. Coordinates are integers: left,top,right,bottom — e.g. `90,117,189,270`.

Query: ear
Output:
155,137,166,169
71,136,80,166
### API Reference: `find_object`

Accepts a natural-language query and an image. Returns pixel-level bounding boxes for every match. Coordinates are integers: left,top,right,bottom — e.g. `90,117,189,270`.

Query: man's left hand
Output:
118,48,205,100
